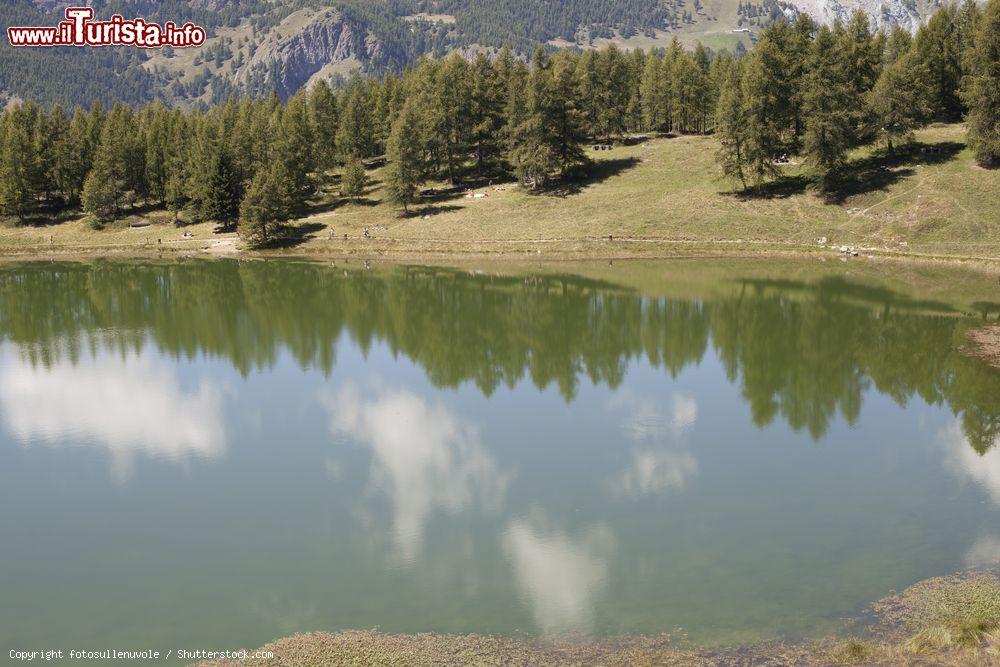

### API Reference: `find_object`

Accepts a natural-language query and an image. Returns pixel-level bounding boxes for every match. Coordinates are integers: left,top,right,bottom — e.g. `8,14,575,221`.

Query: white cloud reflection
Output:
0,351,225,480
940,418,1000,506
322,383,510,562
965,535,1000,568
502,515,615,634
608,391,699,497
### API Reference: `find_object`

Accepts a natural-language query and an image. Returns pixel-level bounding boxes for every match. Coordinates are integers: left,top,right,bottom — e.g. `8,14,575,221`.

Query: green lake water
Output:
1,258,998,659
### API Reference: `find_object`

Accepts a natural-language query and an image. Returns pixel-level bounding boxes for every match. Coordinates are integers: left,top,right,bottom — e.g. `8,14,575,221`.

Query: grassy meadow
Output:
1,123,998,261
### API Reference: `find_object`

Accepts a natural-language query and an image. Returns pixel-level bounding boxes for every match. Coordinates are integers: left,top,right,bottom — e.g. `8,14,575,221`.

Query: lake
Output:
1,258,998,659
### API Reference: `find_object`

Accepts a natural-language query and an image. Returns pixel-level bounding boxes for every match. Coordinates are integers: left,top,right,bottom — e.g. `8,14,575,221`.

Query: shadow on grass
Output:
537,157,642,197
417,204,463,217
266,221,327,249
728,139,965,203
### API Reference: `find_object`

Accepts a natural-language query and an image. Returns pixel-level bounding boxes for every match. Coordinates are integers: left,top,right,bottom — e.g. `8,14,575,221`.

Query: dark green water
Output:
1,259,998,658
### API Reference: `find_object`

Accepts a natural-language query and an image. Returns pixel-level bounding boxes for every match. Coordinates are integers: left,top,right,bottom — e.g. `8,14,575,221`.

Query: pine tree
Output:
276,91,316,208
739,41,786,188
469,53,504,174
914,7,964,120
384,100,425,214
803,26,854,189
239,160,292,247
963,0,1000,166
840,10,882,142
82,103,144,219
336,83,373,161
715,60,749,190
203,152,243,227
0,109,34,222
309,80,339,174
868,52,929,154
640,51,667,132
340,157,368,201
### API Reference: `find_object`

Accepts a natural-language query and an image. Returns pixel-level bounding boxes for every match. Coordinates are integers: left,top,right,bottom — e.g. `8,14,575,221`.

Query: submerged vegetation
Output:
200,572,1000,666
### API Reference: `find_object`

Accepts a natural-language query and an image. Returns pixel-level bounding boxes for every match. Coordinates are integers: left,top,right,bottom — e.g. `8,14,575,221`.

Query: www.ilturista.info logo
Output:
7,7,206,48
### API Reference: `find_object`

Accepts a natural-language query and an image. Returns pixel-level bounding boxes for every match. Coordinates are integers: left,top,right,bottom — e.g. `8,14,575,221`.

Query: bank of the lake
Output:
0,124,997,263
202,571,1000,666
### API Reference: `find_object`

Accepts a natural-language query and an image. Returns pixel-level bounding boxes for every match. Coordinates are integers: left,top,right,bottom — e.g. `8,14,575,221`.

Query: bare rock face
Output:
784,0,942,33
269,11,385,97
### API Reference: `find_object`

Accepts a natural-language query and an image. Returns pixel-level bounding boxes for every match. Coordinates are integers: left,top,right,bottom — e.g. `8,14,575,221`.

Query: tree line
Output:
1,0,998,246
716,0,999,191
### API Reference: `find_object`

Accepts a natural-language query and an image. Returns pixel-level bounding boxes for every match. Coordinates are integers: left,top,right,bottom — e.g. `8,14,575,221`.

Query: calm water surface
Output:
1,259,999,657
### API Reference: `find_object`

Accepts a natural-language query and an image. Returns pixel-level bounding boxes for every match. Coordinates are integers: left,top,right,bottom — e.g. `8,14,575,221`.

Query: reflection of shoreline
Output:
0,348,225,479
1,261,997,452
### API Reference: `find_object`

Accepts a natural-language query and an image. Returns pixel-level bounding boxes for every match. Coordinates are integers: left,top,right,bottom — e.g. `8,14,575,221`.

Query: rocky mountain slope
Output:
2,0,959,109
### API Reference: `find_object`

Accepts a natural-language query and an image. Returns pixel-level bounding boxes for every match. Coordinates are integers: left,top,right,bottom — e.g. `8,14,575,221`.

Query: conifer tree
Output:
0,109,34,222
640,51,667,132
803,26,854,189
739,41,786,188
82,103,145,219
276,91,316,207
340,157,368,201
963,0,1000,166
239,160,292,247
914,7,964,120
336,83,373,161
469,53,504,173
203,152,243,227
840,10,882,141
715,60,750,190
309,80,339,173
868,52,930,153
384,100,425,214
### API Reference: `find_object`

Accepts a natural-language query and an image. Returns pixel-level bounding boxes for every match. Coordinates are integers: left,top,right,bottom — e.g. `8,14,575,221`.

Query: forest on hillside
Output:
1,0,786,109
0,0,998,247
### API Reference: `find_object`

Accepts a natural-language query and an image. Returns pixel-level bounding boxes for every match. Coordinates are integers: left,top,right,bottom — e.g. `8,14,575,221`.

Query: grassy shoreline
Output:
200,570,1000,666
1,124,997,264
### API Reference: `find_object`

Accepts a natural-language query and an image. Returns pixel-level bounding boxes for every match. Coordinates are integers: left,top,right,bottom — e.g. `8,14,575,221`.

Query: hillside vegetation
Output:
2,123,996,259
2,0,947,109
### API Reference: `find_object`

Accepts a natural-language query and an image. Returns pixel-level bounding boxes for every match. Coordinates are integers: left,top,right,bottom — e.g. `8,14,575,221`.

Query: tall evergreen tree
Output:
914,7,964,120
803,26,854,189
384,100,426,214
203,152,243,227
868,52,930,153
739,40,786,188
239,160,292,247
340,157,368,201
715,60,750,190
0,108,35,222
963,0,1000,166
309,80,339,173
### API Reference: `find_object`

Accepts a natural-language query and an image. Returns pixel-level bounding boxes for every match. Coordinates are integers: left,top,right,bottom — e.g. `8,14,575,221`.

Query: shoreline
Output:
1,236,1000,269
200,570,1000,666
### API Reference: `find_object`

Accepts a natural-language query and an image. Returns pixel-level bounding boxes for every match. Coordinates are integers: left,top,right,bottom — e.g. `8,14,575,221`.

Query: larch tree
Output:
803,26,854,189
963,0,1000,167
340,157,368,202
309,80,339,174
868,52,930,154
715,60,750,191
384,99,426,214
239,160,293,247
